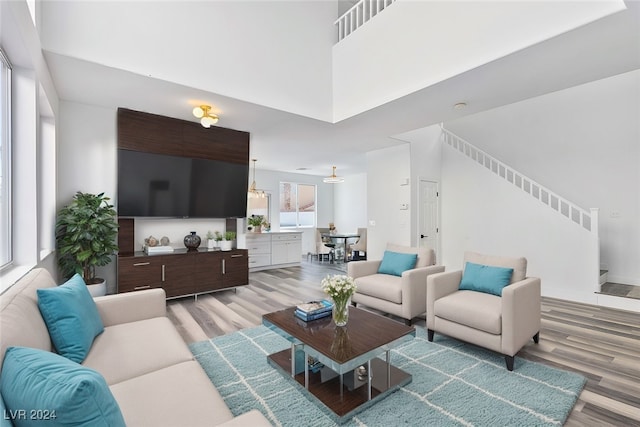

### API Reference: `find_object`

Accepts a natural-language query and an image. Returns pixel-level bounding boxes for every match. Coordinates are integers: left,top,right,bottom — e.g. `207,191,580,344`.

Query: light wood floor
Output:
167,260,640,427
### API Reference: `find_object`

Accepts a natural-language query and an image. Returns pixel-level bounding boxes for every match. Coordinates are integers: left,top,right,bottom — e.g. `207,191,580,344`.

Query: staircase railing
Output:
334,0,397,42
441,127,598,235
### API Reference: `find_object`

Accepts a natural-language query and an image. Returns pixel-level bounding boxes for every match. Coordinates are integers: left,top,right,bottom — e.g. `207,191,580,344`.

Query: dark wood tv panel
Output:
116,108,251,298
118,248,248,299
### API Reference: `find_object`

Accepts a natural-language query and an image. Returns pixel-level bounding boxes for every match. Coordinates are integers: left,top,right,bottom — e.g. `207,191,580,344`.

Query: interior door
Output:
418,179,439,261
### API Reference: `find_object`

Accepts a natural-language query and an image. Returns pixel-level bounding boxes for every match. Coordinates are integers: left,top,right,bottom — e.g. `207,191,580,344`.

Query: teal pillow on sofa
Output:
459,262,514,296
378,251,418,277
0,347,125,427
37,274,104,363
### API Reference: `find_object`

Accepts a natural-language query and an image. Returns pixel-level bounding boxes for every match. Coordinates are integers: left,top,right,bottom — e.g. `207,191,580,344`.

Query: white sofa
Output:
0,268,271,427
348,244,445,325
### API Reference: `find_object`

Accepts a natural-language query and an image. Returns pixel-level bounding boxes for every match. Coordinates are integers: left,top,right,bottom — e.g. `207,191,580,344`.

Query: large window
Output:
0,49,11,269
279,182,316,228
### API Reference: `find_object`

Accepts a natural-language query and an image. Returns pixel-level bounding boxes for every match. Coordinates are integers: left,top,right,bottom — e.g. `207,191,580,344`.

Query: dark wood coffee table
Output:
262,306,415,423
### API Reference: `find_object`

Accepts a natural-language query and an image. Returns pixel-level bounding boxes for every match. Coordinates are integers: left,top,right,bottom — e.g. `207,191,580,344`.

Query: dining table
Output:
322,232,360,263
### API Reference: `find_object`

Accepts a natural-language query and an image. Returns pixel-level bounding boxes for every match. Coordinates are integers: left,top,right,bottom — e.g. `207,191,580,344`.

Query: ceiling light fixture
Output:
453,102,467,110
323,166,344,184
248,159,266,198
192,105,219,128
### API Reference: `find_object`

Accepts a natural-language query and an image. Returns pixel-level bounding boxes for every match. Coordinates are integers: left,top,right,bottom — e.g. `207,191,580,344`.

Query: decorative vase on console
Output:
184,231,201,250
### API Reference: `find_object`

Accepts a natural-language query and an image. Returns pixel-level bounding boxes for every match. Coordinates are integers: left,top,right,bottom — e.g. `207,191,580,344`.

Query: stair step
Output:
599,270,608,285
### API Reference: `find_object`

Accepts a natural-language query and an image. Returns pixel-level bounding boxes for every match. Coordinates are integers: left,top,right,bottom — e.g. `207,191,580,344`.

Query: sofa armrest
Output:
93,288,167,327
347,260,382,279
400,265,446,320
215,410,273,427
426,270,462,327
501,277,541,356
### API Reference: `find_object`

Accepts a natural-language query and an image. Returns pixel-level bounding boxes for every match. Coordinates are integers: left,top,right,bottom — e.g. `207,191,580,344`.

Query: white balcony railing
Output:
334,0,397,42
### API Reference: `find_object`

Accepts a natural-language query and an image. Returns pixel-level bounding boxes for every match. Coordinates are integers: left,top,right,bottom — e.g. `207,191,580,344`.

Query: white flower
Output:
321,274,356,301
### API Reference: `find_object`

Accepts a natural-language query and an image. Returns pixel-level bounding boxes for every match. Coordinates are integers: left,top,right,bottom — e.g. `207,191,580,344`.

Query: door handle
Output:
420,234,428,239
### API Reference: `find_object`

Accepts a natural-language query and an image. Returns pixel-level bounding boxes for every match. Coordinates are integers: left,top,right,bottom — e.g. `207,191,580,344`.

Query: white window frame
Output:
0,48,12,271
279,182,316,229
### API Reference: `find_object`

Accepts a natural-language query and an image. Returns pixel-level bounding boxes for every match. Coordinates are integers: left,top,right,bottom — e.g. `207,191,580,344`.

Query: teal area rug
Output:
189,326,585,426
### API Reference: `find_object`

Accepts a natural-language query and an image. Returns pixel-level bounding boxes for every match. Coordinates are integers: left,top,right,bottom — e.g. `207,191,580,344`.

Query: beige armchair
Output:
426,251,541,371
348,244,445,325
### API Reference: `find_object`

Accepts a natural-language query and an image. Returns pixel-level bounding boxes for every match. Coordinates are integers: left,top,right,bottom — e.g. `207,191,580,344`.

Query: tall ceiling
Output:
41,0,640,177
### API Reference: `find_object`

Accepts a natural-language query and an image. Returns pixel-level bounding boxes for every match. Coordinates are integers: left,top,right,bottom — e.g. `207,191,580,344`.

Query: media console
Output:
117,248,248,299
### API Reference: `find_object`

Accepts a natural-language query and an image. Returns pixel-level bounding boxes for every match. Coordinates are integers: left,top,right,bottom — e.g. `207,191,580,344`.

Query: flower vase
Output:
332,297,350,327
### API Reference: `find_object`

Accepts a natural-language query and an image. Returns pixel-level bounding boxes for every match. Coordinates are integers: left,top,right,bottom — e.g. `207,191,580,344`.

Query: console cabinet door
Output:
193,251,223,294
223,250,249,288
160,253,196,298
117,256,163,293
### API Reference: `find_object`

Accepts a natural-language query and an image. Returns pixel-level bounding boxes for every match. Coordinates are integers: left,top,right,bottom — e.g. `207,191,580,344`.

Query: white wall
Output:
445,69,640,286
440,144,599,304
40,1,336,122
57,101,117,208
402,124,443,248
332,0,623,121
333,172,367,234
366,144,411,259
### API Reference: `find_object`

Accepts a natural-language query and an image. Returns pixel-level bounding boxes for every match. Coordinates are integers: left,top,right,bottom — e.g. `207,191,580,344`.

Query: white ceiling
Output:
43,0,640,177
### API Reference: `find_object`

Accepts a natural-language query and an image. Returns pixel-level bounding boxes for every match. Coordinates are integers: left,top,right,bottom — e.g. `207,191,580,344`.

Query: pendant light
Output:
192,105,219,128
323,166,344,183
248,159,266,198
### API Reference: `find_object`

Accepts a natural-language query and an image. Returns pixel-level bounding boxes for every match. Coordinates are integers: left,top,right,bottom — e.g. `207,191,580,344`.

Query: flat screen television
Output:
117,149,249,218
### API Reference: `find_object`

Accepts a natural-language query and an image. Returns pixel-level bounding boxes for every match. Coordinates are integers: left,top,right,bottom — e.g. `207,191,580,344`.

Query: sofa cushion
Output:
353,274,403,304
0,346,125,427
109,361,234,427
83,317,194,385
434,290,502,335
459,262,514,296
36,274,104,363
386,244,434,268
377,251,418,277
464,251,527,283
0,269,56,372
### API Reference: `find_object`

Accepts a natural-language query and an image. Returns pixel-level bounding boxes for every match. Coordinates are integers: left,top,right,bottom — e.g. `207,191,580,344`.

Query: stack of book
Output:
295,300,333,322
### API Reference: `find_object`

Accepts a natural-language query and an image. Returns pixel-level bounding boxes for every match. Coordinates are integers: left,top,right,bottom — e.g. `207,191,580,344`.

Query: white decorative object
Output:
145,245,174,254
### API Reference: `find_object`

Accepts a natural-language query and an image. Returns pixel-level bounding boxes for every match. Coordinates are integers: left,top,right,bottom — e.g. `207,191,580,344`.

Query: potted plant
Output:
206,230,216,249
55,191,119,296
214,231,223,247
248,215,265,233
220,231,236,251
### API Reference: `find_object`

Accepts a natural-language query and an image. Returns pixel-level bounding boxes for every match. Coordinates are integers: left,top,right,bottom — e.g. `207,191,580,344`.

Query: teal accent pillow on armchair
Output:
459,262,514,296
0,346,126,427
377,251,418,277
37,274,104,363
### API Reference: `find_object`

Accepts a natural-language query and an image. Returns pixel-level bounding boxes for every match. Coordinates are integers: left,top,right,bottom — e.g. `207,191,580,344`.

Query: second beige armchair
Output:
426,251,541,370
348,244,445,325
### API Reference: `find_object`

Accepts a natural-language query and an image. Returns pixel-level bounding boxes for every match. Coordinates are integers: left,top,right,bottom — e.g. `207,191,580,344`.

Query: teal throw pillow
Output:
0,347,126,427
459,262,514,296
378,251,418,277
0,393,11,427
37,274,104,363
